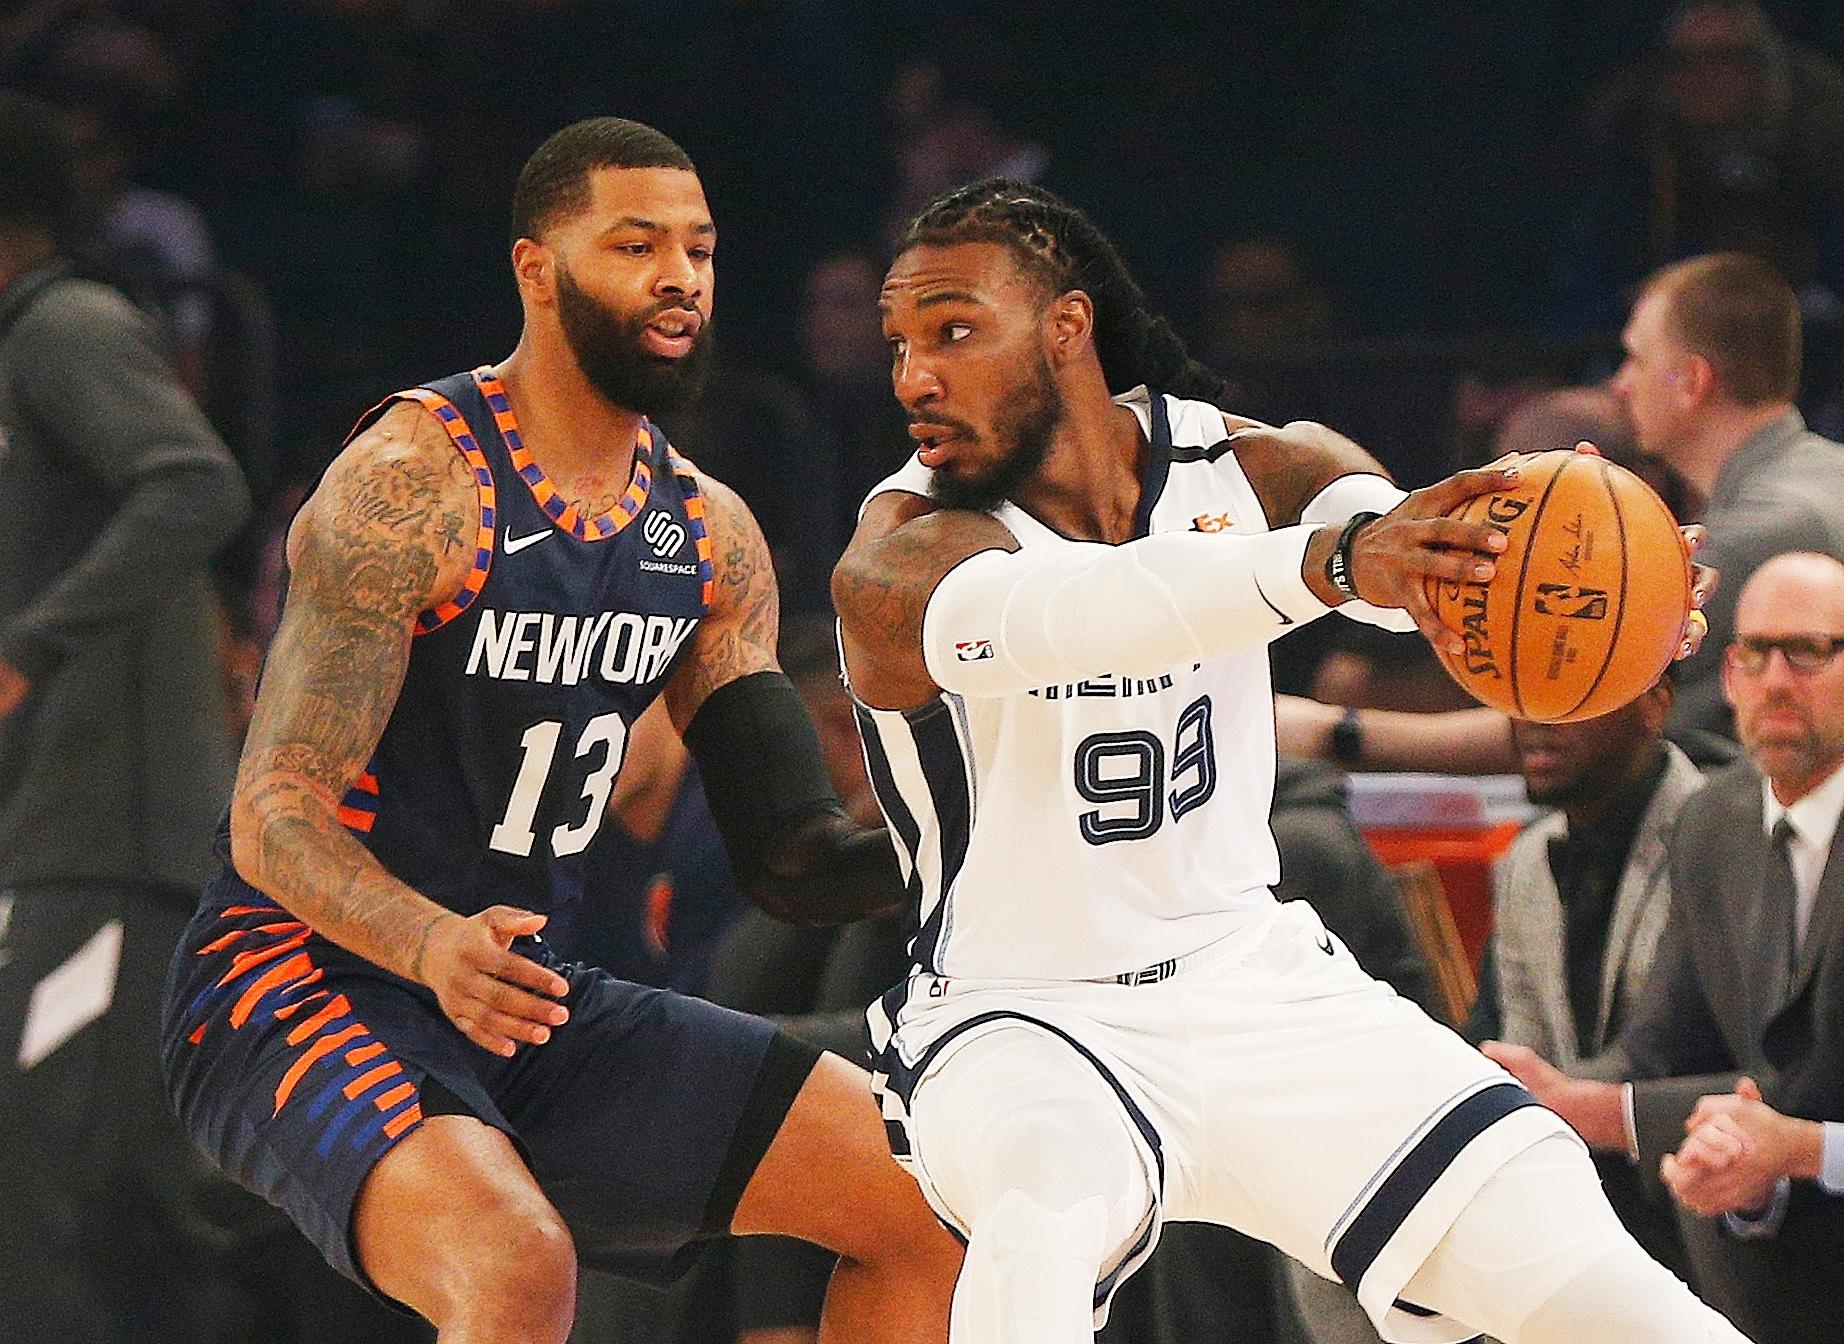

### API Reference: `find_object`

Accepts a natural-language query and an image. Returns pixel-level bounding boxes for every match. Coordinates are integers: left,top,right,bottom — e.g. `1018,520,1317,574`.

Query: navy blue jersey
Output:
220,366,714,933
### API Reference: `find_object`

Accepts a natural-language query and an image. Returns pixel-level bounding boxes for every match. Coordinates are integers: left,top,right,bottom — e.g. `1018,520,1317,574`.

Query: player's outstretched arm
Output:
665,475,907,926
231,402,570,1055
836,469,1521,709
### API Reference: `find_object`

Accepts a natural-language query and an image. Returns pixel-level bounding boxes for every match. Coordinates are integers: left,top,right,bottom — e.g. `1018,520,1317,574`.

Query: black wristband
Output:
682,670,904,926
1325,511,1381,602
1328,706,1364,767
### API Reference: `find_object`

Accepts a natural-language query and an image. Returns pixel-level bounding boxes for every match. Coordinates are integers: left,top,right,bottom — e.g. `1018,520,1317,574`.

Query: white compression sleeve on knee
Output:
951,1190,1109,1344
1402,1133,1751,1344
1299,472,1416,634
921,523,1333,697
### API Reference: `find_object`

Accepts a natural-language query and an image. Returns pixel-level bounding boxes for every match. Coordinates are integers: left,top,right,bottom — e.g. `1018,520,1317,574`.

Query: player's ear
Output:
1681,352,1718,407
513,237,555,303
1047,289,1094,365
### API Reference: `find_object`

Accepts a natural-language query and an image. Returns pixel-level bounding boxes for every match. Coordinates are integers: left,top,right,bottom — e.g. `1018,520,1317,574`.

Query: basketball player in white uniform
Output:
832,180,1744,1344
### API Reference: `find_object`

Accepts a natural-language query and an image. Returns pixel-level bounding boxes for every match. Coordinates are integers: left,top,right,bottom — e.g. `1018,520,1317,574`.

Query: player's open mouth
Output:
909,423,965,468
640,313,701,358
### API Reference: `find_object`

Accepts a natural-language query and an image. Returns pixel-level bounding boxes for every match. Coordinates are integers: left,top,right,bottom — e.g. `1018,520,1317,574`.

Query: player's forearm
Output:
1277,698,1516,774
231,778,452,984
924,524,1341,697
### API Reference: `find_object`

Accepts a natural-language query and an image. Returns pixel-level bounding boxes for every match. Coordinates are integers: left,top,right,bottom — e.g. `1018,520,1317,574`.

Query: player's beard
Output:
927,350,1066,513
555,260,713,418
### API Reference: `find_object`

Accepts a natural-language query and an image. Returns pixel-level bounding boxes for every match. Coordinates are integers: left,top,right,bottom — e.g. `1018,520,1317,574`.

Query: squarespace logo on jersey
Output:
465,609,697,686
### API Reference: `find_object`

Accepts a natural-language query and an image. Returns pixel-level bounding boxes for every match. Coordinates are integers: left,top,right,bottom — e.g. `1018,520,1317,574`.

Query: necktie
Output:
1762,817,1799,1016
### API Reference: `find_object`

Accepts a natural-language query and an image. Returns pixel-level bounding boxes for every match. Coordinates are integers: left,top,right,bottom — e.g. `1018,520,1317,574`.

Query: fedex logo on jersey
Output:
465,608,698,686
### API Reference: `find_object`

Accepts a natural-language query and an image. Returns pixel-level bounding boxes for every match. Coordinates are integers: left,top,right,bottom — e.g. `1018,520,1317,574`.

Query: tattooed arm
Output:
831,490,1019,711
663,473,783,728
230,401,569,1054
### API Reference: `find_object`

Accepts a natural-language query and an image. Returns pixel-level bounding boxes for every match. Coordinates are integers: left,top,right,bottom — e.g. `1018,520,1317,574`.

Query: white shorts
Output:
867,899,1575,1344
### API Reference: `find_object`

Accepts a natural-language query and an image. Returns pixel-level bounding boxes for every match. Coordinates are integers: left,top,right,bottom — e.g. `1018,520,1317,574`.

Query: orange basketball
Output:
1424,449,1692,723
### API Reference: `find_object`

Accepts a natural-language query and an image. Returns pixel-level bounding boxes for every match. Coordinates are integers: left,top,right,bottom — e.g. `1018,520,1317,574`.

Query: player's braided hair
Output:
896,179,1230,404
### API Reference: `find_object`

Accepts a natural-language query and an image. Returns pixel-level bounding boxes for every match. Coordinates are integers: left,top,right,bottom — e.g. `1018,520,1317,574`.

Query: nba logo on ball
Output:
1426,450,1692,723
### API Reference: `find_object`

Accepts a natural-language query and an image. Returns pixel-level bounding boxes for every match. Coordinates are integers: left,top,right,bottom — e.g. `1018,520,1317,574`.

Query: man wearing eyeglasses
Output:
1488,550,1844,1344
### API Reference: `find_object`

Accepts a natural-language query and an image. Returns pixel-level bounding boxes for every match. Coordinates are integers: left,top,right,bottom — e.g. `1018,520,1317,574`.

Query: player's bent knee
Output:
1514,1240,1749,1344
928,1086,1149,1239
952,1191,1111,1342
355,1115,578,1337
440,1214,577,1342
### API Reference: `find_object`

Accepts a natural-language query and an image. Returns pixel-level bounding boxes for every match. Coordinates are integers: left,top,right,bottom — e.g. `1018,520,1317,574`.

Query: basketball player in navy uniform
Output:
832,180,1745,1344
159,119,960,1343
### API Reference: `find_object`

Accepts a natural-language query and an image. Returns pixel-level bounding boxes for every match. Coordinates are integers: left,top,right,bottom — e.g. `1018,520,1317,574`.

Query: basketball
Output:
1425,448,1693,723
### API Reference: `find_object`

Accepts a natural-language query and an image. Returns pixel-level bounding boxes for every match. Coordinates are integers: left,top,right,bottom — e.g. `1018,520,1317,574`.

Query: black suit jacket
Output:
1611,760,1844,1343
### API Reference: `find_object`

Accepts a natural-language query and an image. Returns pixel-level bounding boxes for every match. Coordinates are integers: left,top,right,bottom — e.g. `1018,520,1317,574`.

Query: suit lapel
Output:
1596,748,1698,1051
1784,808,1844,1008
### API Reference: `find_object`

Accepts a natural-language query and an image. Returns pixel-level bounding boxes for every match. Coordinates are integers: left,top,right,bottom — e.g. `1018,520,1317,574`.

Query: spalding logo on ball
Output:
1426,448,1692,724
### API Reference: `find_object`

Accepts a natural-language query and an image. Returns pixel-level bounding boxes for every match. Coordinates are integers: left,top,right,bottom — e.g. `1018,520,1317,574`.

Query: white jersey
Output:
853,386,1289,983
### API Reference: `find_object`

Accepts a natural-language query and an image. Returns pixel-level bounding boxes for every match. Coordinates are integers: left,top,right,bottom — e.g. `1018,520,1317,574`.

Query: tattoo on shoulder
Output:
670,474,779,717
834,508,1015,644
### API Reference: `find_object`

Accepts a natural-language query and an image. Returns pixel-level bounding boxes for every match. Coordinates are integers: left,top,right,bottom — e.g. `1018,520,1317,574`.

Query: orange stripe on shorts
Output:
373,1081,416,1112
344,1061,403,1100
382,1104,424,1140
273,1024,367,1115
229,953,315,1029
285,994,352,1046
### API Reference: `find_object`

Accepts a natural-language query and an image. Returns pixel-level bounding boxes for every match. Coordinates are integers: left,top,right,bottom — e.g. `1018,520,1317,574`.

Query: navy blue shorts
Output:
160,872,816,1297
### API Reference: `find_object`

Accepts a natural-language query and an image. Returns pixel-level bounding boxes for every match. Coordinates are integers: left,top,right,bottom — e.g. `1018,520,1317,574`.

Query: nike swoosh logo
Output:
503,527,553,555
1253,576,1294,626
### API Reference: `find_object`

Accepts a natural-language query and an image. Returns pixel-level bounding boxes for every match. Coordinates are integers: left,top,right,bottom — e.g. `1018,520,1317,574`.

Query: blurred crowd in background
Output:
11,1,1844,1342
13,0,1844,667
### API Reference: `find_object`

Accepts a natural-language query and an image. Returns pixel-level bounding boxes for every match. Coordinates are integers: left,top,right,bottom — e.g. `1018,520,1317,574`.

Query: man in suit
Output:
1488,550,1844,1343
1611,252,1844,738
1477,675,1709,1275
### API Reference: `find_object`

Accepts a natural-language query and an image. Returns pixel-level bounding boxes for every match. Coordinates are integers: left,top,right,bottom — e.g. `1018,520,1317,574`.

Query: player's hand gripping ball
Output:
1424,446,1693,723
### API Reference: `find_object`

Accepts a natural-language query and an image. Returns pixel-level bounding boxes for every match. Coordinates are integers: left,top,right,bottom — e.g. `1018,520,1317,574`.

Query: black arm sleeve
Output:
683,670,907,927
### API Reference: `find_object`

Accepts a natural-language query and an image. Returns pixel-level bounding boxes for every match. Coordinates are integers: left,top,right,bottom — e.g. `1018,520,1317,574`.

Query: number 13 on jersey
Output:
489,711,629,858
1072,695,1216,845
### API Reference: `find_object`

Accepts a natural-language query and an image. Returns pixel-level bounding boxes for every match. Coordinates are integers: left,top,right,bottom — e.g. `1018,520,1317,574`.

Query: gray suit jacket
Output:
1490,742,1704,1072
1669,410,1844,738
0,263,248,890
1614,760,1844,1343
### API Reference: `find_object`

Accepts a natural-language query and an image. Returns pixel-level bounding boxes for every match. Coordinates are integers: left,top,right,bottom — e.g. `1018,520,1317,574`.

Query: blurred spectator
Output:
1611,252,1844,738
880,52,1049,244
0,87,249,1343
1494,382,1703,522
1199,236,1334,359
1559,0,1844,329
1196,235,1335,427
799,249,914,543
1487,552,1844,1344
1471,678,1703,1276
654,360,841,614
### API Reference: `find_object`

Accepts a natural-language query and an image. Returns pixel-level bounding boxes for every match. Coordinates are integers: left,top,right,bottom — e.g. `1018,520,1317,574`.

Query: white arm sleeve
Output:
922,524,1334,697
1300,472,1417,634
